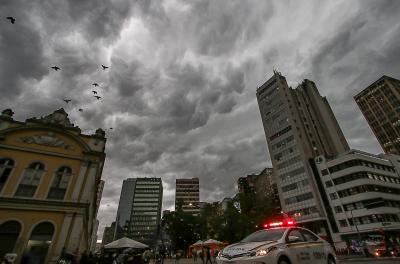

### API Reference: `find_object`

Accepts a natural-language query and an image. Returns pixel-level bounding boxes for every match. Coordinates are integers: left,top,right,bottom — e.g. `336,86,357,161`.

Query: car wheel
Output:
327,256,335,264
278,257,290,264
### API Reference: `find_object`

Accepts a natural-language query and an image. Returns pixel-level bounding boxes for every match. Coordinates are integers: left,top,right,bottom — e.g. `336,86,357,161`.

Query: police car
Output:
216,219,336,264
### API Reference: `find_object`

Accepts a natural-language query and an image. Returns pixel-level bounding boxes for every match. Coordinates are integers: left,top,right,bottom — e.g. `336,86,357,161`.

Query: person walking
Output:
193,250,197,263
205,248,212,264
199,250,204,264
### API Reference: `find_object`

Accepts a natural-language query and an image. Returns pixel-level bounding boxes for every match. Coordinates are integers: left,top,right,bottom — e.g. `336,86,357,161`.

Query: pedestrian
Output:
159,245,166,264
205,248,212,264
175,250,181,264
193,250,197,263
199,250,204,264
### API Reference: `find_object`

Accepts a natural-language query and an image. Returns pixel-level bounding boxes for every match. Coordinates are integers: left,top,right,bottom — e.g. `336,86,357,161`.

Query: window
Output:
15,162,45,197
0,220,21,255
334,206,343,213
339,220,348,227
47,166,71,200
300,229,319,242
286,229,305,242
329,193,338,200
0,158,14,193
27,222,54,263
325,181,333,188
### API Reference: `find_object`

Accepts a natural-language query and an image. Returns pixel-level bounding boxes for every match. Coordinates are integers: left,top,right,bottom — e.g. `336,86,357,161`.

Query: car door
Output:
285,228,312,264
299,229,326,264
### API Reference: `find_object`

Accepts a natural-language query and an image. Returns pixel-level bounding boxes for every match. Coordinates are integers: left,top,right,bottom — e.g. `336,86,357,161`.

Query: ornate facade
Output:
0,108,106,263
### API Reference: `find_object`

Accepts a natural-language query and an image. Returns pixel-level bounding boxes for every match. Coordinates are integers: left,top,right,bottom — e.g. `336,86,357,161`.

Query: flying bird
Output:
78,108,83,112
92,83,99,87
94,96,102,100
63,99,71,104
110,127,113,130
6,17,15,24
51,66,60,71
92,91,98,95
101,65,109,70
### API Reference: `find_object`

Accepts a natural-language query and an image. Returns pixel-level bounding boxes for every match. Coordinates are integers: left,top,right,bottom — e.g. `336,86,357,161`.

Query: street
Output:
161,257,400,264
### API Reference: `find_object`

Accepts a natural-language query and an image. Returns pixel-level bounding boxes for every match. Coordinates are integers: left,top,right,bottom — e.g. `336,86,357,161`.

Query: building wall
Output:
354,75,400,155
0,108,106,263
314,150,400,247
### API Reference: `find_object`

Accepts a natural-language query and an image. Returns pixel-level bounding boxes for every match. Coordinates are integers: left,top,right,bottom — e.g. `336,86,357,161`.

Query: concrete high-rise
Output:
354,75,400,155
175,178,200,215
128,178,162,246
256,72,349,236
115,178,137,239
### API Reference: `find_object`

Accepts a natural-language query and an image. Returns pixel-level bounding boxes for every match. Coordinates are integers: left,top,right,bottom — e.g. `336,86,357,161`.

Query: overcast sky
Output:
1,0,400,237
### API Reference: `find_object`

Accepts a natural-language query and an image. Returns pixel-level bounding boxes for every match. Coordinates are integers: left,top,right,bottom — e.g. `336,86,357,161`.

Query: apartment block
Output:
313,150,400,248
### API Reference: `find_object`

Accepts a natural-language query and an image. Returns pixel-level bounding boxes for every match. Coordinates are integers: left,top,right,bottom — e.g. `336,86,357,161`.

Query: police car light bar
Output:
263,218,297,228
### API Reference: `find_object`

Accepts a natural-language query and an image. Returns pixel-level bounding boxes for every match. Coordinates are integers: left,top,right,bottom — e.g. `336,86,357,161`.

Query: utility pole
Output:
349,209,366,256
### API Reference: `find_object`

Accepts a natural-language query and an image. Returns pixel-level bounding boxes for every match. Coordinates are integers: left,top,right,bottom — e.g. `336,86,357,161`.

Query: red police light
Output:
263,218,297,228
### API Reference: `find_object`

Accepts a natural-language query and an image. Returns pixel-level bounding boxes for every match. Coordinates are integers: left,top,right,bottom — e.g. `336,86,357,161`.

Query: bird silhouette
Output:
92,91,98,95
101,65,109,70
6,17,15,24
110,127,113,130
92,83,99,87
94,96,102,100
51,66,60,71
63,99,71,104
78,108,83,112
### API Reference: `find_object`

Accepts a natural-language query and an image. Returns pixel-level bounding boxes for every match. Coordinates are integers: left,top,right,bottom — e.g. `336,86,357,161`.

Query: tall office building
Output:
354,75,400,155
175,178,200,215
128,178,163,246
256,72,349,236
102,222,116,246
115,178,137,239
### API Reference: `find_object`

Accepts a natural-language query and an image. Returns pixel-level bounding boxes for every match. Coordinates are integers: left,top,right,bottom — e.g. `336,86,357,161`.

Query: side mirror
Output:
288,235,301,243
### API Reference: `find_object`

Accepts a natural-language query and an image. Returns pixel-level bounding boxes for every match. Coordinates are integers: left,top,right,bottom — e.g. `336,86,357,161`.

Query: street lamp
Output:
348,209,365,256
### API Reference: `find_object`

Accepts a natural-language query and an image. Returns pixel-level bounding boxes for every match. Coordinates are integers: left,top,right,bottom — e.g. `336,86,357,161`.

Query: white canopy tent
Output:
104,237,149,249
203,239,224,245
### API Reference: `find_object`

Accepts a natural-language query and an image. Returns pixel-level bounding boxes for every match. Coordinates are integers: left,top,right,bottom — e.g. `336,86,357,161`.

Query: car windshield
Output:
241,229,285,242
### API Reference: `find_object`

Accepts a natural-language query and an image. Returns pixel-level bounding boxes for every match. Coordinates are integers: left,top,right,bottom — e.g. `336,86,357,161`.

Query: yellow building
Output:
0,108,106,263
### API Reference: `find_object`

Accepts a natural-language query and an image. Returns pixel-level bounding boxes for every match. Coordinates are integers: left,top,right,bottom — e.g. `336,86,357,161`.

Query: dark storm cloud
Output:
2,0,400,237
0,2,47,101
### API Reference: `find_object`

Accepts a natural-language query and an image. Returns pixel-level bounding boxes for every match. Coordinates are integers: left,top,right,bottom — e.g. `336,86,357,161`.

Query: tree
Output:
162,210,200,251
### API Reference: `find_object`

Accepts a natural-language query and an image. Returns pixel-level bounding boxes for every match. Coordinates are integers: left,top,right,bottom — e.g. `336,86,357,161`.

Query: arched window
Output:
0,220,21,254
47,166,72,200
0,158,14,193
26,222,54,263
15,162,45,197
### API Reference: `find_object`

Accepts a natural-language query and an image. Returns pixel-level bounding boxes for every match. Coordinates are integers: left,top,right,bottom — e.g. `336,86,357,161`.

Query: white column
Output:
68,215,84,252
51,213,74,262
79,163,97,202
71,160,90,201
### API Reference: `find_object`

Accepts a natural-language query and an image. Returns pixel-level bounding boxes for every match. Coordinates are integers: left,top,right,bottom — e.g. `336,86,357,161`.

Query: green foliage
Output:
162,210,201,251
163,192,279,250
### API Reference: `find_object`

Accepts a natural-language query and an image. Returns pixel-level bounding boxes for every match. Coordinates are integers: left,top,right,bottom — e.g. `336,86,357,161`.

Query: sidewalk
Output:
163,258,215,264
337,255,400,262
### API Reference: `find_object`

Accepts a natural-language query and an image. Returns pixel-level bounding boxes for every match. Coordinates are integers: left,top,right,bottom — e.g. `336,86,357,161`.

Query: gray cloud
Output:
1,0,400,238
